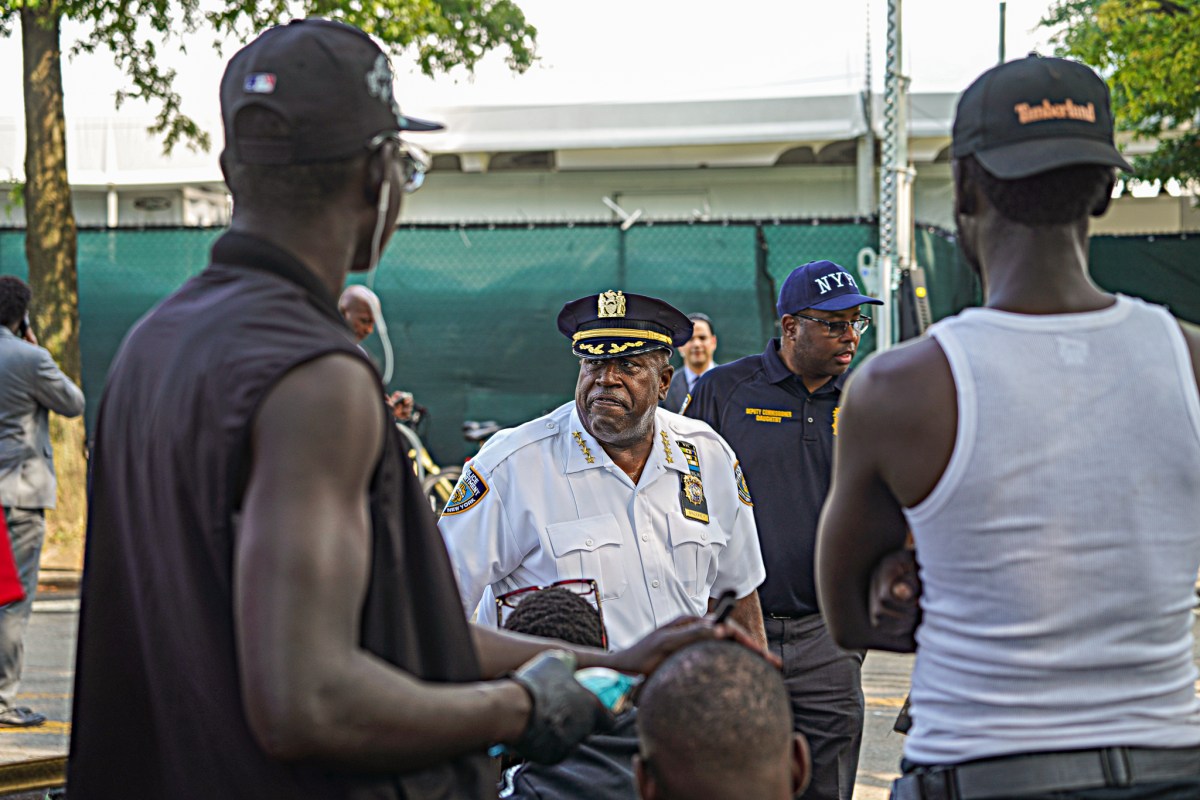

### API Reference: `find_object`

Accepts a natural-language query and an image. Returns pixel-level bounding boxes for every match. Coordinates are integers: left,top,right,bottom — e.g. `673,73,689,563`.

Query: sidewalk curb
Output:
35,569,80,599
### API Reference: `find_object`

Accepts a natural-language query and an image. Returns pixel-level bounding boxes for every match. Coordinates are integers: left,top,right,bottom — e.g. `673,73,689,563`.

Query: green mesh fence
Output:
2,223,1194,464
1088,234,1200,325
913,225,983,319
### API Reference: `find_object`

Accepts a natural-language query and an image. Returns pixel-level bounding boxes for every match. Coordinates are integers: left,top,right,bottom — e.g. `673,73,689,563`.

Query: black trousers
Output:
766,614,865,800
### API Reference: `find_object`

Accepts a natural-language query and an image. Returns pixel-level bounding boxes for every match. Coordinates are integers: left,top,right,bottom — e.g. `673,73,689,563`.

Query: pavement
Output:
855,650,913,798
0,576,79,797
0,573,80,766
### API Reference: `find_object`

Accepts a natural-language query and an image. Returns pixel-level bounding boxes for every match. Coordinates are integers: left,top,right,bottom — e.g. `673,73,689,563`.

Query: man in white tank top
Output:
815,55,1200,800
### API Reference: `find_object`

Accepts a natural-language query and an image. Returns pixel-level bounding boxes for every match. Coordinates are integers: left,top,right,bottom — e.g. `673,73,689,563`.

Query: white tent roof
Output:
0,91,960,188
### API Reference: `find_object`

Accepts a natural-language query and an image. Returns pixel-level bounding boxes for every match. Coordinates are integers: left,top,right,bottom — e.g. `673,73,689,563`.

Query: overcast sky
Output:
0,0,1062,127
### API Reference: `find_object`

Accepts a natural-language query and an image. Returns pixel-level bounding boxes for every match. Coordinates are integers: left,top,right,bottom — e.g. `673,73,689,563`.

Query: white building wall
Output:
403,164,865,223
0,93,1192,235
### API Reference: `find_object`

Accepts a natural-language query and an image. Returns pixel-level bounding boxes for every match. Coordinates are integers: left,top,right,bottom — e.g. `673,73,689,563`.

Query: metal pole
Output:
857,1,876,216
877,0,908,352
999,2,1007,64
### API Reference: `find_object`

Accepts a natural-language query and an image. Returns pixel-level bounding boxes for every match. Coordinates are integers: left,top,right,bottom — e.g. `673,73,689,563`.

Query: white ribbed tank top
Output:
902,294,1200,765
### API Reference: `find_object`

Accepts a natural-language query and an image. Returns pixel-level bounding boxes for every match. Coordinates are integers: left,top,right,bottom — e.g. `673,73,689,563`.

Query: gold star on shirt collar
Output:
573,431,596,464
660,430,674,464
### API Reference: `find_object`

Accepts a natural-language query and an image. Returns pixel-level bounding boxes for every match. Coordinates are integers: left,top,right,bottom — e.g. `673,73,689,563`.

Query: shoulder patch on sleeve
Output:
442,466,489,516
734,461,753,507
679,392,692,415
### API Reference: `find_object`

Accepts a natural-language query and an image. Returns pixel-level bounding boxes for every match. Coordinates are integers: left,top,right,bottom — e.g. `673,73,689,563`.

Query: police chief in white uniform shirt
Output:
439,291,767,650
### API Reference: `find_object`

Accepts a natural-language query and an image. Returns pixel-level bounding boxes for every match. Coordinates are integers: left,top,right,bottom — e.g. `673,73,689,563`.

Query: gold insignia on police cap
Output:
598,290,626,318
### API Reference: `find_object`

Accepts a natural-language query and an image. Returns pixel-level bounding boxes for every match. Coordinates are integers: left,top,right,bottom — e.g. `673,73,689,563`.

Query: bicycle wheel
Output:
423,466,462,516
395,422,429,483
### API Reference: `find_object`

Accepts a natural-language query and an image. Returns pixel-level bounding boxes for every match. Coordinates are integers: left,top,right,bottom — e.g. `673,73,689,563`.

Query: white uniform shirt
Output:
439,402,765,650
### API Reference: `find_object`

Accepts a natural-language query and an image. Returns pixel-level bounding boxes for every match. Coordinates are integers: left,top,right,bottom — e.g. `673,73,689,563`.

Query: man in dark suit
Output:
0,275,84,727
662,312,717,413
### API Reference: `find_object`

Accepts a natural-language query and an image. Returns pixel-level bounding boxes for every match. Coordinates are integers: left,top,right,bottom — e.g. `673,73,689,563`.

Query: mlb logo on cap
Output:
243,73,277,94
220,19,444,166
776,260,883,316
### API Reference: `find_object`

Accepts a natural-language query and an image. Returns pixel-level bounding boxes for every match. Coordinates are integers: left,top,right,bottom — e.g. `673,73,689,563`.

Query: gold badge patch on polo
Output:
442,466,489,515
734,461,753,506
598,290,626,318
675,440,709,524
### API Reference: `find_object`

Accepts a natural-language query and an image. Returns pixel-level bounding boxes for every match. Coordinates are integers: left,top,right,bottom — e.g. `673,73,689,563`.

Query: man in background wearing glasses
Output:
684,259,881,800
441,291,768,652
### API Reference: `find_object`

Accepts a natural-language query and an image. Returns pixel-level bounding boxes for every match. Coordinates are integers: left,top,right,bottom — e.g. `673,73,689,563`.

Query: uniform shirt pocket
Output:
668,516,727,600
545,514,628,601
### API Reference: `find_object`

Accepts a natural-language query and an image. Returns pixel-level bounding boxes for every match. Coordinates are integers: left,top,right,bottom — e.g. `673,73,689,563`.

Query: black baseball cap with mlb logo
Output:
220,18,442,165
952,54,1132,179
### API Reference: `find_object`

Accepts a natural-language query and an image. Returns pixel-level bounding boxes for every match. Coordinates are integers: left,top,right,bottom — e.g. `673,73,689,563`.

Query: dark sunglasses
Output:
367,132,430,194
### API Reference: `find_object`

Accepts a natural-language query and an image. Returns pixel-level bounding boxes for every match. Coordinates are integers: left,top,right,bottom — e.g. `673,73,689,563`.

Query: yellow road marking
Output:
0,722,70,736
865,696,907,708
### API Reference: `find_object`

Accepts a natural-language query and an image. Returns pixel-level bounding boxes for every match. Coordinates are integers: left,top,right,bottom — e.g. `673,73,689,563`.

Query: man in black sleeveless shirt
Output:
68,20,741,799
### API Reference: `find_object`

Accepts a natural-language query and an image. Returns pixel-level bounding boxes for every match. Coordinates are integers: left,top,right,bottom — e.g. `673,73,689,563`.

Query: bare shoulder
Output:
845,335,953,420
253,352,384,474
842,335,956,507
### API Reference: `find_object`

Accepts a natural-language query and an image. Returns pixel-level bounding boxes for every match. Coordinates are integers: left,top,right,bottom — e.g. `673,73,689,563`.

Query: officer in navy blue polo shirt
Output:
683,259,881,800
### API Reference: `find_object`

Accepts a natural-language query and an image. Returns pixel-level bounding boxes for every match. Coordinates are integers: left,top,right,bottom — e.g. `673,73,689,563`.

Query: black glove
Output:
508,650,614,765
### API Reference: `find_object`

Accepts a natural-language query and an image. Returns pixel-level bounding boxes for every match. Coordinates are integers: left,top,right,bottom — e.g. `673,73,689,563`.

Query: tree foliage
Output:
0,0,537,558
1042,0,1200,188
1,0,538,154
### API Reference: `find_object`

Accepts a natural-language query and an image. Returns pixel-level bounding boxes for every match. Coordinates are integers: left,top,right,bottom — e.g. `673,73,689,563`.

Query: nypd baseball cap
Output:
220,18,443,165
952,54,1132,179
558,291,693,359
776,260,882,317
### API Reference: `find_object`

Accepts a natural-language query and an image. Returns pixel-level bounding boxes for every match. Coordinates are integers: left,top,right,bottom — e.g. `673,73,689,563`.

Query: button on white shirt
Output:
438,402,765,650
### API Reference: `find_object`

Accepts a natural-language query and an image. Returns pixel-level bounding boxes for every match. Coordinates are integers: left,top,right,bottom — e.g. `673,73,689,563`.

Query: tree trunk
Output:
22,5,87,568
21,3,80,384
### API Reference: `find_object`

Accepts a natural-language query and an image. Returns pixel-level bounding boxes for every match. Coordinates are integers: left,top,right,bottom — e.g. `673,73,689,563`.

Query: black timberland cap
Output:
952,54,1132,179
220,18,442,165
558,291,693,359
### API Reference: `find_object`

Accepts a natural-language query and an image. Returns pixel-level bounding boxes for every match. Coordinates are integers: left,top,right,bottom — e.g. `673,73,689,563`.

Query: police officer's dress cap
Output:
558,291,692,359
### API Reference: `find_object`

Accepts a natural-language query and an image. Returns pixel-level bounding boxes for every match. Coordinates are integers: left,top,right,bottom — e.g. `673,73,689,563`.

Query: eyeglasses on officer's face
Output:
495,578,608,650
790,312,871,338
367,132,430,194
